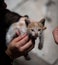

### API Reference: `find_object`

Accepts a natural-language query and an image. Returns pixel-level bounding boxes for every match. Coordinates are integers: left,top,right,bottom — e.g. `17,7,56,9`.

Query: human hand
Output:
5,33,34,60
53,26,58,44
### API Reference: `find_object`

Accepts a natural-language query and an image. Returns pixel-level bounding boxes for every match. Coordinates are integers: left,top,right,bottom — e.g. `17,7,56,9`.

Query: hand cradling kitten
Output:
6,17,46,60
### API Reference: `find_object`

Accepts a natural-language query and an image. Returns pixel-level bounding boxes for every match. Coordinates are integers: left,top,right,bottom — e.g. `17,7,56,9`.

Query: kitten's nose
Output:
35,33,38,37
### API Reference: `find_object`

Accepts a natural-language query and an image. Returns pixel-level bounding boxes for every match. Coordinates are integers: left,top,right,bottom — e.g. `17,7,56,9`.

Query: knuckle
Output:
24,36,29,41
19,47,24,52
25,36,29,39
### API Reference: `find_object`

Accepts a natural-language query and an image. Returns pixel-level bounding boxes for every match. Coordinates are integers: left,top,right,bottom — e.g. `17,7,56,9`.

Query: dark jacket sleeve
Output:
4,9,29,28
4,9,22,28
0,9,23,65
0,8,29,65
0,52,13,65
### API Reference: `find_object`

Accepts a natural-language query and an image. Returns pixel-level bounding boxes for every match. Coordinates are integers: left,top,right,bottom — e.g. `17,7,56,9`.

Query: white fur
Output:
6,20,27,46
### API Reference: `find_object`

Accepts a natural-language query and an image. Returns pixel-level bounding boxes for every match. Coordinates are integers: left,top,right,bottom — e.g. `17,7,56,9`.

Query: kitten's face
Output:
25,18,46,38
27,22,43,37
15,18,46,38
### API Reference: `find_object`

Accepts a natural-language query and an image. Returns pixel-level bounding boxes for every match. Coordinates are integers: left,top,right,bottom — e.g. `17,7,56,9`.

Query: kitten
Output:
6,18,46,60
25,18,46,49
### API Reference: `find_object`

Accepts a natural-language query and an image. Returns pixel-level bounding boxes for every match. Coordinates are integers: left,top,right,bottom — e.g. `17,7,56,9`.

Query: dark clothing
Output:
0,0,23,64
0,1,28,64
0,0,29,65
0,0,22,65
0,9,22,65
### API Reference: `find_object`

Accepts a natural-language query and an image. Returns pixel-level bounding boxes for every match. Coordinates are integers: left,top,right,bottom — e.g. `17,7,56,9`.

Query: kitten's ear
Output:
24,15,29,18
25,19,30,26
39,18,45,26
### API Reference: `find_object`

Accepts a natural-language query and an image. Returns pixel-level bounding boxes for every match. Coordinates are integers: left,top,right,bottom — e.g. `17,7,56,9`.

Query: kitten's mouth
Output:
29,35,37,39
35,34,38,38
34,36,38,39
28,33,38,39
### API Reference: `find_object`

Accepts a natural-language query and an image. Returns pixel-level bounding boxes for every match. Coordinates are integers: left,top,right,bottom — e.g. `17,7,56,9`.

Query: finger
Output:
53,29,58,44
20,40,32,52
53,34,58,44
13,33,27,42
17,35,29,46
53,27,58,33
26,45,34,53
55,27,58,30
16,29,21,36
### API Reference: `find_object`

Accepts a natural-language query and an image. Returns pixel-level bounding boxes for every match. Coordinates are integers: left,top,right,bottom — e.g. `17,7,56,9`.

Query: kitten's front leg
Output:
24,53,31,60
24,34,35,60
38,32,44,50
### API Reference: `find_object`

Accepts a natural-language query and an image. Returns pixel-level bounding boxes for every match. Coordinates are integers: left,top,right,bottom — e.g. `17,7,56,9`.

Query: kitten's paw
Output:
24,54,31,60
38,43,43,50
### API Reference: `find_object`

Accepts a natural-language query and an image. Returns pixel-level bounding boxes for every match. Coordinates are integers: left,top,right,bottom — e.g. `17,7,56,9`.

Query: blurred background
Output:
5,0,58,65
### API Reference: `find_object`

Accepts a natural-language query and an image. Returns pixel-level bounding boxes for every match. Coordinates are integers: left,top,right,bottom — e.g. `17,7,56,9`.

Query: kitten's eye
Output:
38,29,41,31
31,29,34,31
